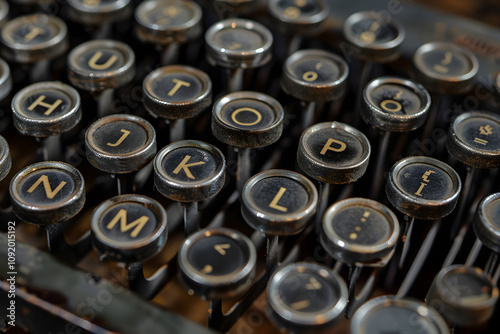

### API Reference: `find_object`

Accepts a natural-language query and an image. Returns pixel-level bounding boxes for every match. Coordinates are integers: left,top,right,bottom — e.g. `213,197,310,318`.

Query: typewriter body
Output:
1,0,500,333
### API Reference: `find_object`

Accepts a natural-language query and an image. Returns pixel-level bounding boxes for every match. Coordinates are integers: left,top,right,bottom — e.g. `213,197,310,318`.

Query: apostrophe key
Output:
154,140,225,236
321,198,399,316
297,122,371,231
267,0,328,55
66,0,132,38
351,295,449,334
386,156,461,293
241,169,318,276
143,65,212,143
90,194,170,299
212,91,284,193
0,134,10,181
85,114,156,194
361,76,431,199
282,49,349,130
0,14,68,82
12,81,82,161
343,11,405,123
205,18,273,92
267,262,347,333
135,0,202,65
177,228,257,330
9,161,89,263
68,39,135,116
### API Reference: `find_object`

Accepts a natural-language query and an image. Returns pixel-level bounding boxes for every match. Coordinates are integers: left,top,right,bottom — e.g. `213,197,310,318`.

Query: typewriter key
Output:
67,0,132,37
143,65,212,142
205,19,273,91
91,194,167,263
321,198,399,265
413,42,478,95
282,49,349,130
426,265,498,327
0,58,12,102
0,135,11,181
473,193,500,254
86,114,156,194
68,39,135,116
362,76,431,198
343,11,405,63
91,193,171,299
241,169,317,275
267,262,347,332
212,91,284,192
1,14,68,81
298,122,371,230
178,228,257,300
135,0,202,65
154,140,225,235
12,81,82,161
351,296,449,334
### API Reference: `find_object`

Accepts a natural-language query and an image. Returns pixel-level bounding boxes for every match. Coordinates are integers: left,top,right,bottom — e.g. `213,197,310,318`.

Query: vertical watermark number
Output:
6,221,16,327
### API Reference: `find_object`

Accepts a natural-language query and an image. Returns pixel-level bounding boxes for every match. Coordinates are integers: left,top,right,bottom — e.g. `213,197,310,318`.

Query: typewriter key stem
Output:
493,263,500,283
39,135,62,161
95,88,115,118
397,219,441,298
30,59,51,82
160,43,180,66
485,251,498,277
287,34,302,56
465,238,482,267
371,131,391,199
314,182,330,233
399,215,415,269
345,265,362,318
266,235,280,279
127,261,175,300
208,299,224,329
443,222,470,268
353,61,372,125
228,68,244,92
46,223,92,265
181,201,199,236
449,167,476,239
237,148,252,194
302,101,316,131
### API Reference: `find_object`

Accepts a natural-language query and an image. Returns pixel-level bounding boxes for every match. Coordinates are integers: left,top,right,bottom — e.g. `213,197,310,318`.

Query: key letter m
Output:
106,209,149,238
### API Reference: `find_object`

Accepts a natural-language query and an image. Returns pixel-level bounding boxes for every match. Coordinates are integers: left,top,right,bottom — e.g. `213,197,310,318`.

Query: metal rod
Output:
485,251,498,277
418,94,441,154
449,167,476,239
370,131,391,199
399,216,416,269
208,299,224,329
465,238,482,267
236,148,252,194
42,135,62,161
228,68,244,92
287,34,302,55
30,59,51,82
333,260,344,273
347,268,379,318
352,61,372,126
397,219,441,298
169,119,186,143
302,101,316,131
160,42,180,66
96,88,115,118
127,261,176,300
314,182,331,233
345,265,362,318
181,201,199,236
266,235,280,279
442,221,470,269
46,223,91,265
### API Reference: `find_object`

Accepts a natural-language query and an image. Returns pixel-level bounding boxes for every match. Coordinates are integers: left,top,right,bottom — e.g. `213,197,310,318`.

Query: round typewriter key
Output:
473,193,500,253
282,49,348,102
67,0,132,26
362,76,431,133
0,135,11,181
0,57,12,102
426,265,499,326
267,0,328,35
10,161,85,225
386,156,461,220
143,65,212,142
413,42,478,95
447,111,500,169
351,296,449,334
297,122,371,185
178,228,257,300
213,91,284,191
242,169,318,236
0,14,68,64
68,39,135,93
205,19,273,91
343,11,405,63
267,262,347,332
135,0,202,65
90,194,167,262
86,114,156,175
154,140,225,235
321,198,399,264
12,81,81,137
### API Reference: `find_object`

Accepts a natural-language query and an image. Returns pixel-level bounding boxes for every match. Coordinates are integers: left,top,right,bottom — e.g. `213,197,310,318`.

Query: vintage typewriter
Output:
1,0,500,333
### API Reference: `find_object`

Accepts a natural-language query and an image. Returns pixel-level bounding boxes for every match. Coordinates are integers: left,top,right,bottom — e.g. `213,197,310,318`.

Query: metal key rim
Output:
473,192,500,253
